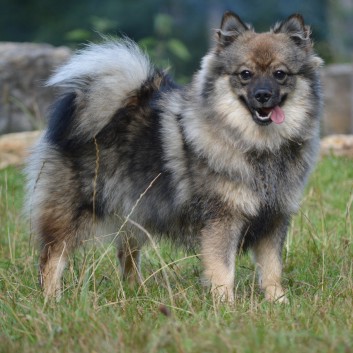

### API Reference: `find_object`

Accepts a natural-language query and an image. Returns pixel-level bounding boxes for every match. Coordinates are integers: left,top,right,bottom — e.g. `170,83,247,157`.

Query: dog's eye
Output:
273,70,287,81
239,70,253,81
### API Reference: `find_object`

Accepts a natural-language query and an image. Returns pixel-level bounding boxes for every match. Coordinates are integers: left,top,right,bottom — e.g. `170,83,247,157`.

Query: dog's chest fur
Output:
189,138,308,218
247,142,306,209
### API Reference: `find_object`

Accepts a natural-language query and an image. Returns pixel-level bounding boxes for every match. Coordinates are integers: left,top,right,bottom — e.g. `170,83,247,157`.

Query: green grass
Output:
0,156,352,353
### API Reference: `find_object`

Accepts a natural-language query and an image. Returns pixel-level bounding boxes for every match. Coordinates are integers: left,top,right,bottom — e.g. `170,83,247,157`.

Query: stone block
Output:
0,42,71,134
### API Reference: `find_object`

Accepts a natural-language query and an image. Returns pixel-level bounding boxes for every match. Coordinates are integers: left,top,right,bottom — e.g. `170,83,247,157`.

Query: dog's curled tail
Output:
46,38,154,141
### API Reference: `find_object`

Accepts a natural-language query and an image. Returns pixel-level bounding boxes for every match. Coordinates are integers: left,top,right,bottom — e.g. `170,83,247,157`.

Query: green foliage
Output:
1,0,349,80
0,156,352,352
65,16,119,43
138,14,191,82
61,12,192,82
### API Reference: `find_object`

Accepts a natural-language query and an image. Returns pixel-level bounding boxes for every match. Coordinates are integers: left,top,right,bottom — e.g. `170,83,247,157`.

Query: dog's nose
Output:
254,89,272,103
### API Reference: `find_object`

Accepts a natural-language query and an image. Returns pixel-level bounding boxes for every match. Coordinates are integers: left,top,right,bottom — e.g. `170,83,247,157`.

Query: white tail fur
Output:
47,38,154,138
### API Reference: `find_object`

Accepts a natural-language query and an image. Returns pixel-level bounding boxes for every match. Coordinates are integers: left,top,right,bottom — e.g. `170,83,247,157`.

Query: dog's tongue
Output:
270,106,285,124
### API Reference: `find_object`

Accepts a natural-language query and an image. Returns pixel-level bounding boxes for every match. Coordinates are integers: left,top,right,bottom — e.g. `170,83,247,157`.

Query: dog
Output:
25,11,323,302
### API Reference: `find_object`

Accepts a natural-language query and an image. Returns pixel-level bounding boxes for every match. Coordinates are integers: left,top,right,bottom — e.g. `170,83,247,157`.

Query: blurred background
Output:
1,0,352,80
0,0,352,142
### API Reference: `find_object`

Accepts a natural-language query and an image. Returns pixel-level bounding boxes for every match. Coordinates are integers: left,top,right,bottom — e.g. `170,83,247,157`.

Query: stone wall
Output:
0,42,71,134
322,64,353,135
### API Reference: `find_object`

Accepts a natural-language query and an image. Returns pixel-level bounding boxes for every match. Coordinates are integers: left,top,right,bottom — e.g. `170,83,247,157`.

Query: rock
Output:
0,131,41,169
322,64,353,135
0,42,71,134
321,134,353,158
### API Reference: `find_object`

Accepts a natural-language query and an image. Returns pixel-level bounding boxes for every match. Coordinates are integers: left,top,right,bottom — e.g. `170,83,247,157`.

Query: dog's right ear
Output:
272,14,312,50
216,11,250,47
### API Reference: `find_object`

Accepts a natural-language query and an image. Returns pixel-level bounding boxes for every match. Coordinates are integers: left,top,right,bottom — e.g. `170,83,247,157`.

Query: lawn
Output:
0,155,352,353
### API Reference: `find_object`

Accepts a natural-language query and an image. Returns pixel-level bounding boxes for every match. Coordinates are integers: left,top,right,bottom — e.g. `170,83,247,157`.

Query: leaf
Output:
154,14,173,37
90,16,118,33
65,29,91,42
167,39,191,61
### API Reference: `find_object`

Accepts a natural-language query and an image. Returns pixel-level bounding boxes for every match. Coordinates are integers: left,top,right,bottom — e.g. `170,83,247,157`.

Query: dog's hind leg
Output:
117,233,145,287
36,209,81,300
39,241,69,300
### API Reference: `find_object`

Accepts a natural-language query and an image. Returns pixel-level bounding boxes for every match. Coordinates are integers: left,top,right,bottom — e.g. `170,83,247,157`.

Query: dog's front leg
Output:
201,218,240,302
251,219,289,303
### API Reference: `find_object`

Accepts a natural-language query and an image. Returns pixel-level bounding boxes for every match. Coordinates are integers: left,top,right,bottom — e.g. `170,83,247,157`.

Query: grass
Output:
0,155,352,353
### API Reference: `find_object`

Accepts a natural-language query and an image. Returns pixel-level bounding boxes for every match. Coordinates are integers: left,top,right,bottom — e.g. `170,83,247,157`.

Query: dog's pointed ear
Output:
216,11,250,47
273,14,312,49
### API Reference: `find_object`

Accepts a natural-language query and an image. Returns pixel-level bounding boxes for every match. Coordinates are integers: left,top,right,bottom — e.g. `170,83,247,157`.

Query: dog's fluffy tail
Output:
46,38,154,140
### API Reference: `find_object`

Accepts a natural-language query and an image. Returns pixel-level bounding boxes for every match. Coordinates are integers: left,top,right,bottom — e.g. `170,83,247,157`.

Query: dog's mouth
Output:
254,106,285,126
240,95,287,126
255,107,274,125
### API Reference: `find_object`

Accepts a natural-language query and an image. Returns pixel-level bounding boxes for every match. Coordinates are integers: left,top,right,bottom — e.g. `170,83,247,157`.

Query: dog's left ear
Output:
273,14,312,49
216,11,251,47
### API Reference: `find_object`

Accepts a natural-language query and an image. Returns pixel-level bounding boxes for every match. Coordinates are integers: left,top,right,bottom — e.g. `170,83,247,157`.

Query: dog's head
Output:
199,11,323,148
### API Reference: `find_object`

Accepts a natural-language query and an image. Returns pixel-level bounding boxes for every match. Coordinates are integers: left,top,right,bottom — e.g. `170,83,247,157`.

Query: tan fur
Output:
252,236,287,303
201,219,241,302
39,244,68,299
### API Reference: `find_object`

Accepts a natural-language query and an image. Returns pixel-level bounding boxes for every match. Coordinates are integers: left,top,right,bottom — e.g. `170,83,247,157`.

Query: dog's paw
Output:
264,285,289,304
211,284,235,303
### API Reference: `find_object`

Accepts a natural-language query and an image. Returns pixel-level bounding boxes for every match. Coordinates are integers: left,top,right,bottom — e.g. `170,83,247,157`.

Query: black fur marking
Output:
280,94,288,107
240,211,290,251
201,75,217,100
201,64,225,100
201,63,225,99
175,113,196,185
93,72,182,229
246,140,307,183
239,140,308,250
71,158,107,221
46,92,78,150
95,109,130,149
55,71,181,225
75,200,106,220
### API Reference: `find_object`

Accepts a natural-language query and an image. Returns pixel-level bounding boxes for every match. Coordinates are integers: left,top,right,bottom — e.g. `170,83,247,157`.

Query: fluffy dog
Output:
25,11,323,302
